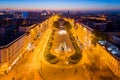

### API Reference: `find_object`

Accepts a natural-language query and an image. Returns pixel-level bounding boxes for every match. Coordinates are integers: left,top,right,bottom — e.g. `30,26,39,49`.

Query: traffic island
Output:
44,19,82,67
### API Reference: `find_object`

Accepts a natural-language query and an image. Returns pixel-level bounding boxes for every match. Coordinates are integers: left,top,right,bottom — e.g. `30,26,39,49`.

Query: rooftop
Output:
0,32,25,47
98,40,120,59
0,24,15,28
21,24,33,27
81,23,94,32
20,24,37,29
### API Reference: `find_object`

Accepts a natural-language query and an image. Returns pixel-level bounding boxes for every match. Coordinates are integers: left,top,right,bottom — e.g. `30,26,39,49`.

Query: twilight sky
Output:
0,0,120,11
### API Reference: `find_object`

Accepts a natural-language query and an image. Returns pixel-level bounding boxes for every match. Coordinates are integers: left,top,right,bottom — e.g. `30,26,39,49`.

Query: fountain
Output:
54,42,71,54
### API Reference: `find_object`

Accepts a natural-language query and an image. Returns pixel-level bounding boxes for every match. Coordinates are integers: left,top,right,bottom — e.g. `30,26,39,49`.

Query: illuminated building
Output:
0,33,28,74
0,24,40,74
19,24,40,42
72,20,120,77
97,41,120,76
14,12,24,18
72,22,93,48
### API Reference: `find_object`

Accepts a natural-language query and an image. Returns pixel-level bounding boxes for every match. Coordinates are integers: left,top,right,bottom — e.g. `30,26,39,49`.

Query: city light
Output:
0,1,120,80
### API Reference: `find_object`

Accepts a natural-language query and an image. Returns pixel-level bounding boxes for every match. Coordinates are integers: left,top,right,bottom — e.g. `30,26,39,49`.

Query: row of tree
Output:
53,20,72,30
91,29,107,46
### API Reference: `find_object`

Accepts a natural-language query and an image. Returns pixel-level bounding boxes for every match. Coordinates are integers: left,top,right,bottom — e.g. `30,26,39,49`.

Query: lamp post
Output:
74,64,78,80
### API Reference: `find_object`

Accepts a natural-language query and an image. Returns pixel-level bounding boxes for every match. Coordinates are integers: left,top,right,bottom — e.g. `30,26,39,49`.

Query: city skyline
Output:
0,0,120,11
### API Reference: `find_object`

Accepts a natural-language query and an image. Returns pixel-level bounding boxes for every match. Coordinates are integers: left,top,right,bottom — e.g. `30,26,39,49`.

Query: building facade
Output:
72,22,93,48
0,24,41,74
71,19,120,77
19,24,40,43
0,33,29,74
96,43,120,76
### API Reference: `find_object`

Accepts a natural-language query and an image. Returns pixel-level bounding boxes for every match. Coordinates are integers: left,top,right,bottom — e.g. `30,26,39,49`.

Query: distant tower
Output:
68,10,70,15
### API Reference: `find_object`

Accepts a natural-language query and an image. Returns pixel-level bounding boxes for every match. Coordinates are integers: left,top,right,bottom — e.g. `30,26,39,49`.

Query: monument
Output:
59,42,67,52
54,42,71,53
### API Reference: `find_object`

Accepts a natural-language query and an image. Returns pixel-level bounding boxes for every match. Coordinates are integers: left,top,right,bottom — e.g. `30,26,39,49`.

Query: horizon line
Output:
0,8,120,12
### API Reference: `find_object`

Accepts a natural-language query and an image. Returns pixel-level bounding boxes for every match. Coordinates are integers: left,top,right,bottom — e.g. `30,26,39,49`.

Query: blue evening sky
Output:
0,0,120,10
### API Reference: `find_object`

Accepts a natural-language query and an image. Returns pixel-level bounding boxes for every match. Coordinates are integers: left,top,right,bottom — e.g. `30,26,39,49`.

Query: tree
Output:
53,21,59,28
45,53,59,64
91,30,107,46
46,53,56,60
68,53,82,64
64,21,72,30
